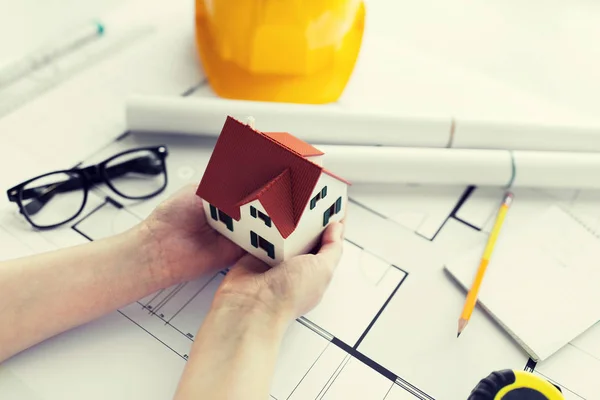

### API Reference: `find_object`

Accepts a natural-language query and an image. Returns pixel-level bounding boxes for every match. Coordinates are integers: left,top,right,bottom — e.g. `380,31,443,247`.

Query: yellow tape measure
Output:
468,369,564,399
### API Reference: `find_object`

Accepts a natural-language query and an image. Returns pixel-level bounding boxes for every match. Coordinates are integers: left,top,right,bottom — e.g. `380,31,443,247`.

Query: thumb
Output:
316,221,345,269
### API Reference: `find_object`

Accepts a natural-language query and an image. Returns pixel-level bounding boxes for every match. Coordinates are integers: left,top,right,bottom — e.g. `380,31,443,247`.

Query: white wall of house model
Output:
202,166,348,266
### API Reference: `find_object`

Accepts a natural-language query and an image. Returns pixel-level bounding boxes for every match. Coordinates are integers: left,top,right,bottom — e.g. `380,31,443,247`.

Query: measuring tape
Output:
468,369,564,399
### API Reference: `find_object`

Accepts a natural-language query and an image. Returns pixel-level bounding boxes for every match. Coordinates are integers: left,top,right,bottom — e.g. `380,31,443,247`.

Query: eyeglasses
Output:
6,145,169,229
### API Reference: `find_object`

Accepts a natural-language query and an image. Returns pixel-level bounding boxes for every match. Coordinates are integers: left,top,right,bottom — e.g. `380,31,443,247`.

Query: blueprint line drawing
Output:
25,128,539,399
58,161,436,398
348,185,476,242
3,81,600,399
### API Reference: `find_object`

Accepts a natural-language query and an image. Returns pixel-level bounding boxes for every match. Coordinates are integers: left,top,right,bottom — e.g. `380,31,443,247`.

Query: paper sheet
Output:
0,5,202,168
535,343,600,399
304,242,407,346
444,205,600,361
316,145,512,186
0,14,150,118
4,9,600,394
354,219,530,399
453,120,600,153
349,183,468,240
563,189,600,236
318,144,600,190
126,94,453,148
3,132,600,399
454,187,562,233
318,357,393,399
0,366,45,400
126,93,600,153
513,151,600,189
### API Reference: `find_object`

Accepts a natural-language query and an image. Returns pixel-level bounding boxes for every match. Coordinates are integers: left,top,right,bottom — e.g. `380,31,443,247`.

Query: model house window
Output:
250,206,271,227
209,204,218,221
323,196,342,226
209,203,234,231
250,231,275,259
219,210,233,231
310,186,327,210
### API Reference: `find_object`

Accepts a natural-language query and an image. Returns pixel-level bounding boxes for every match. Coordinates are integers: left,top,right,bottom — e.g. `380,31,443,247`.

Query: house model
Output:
196,116,350,266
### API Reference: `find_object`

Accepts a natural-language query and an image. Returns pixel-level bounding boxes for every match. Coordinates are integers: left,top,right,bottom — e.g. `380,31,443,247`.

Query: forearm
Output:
174,298,292,400
0,226,165,362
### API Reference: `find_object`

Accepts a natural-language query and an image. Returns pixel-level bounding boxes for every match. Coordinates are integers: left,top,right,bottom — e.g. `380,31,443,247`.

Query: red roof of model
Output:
196,116,349,238
263,132,324,157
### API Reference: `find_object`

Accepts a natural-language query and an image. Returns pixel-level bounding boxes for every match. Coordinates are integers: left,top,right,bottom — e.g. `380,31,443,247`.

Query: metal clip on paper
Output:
467,370,564,399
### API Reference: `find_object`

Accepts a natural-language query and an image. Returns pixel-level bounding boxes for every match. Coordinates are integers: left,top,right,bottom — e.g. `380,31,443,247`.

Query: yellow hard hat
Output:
194,0,365,104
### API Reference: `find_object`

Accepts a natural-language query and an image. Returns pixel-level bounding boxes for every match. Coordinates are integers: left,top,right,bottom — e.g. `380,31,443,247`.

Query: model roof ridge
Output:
236,116,351,186
226,118,318,234
235,116,325,168
263,132,325,157
237,168,292,207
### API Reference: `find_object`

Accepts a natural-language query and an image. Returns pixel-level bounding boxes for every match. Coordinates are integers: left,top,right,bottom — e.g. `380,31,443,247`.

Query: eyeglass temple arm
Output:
18,156,162,216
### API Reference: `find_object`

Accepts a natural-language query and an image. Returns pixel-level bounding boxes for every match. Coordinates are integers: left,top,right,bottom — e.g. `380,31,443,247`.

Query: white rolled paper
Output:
126,95,453,147
126,94,600,152
315,145,600,189
453,120,600,153
511,151,600,189
317,145,513,186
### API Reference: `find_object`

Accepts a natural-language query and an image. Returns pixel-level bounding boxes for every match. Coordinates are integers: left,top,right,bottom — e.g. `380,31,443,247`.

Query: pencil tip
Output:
457,318,468,337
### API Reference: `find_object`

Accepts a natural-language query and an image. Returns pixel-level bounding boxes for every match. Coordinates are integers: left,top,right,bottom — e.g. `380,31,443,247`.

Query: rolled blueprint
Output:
511,151,600,189
317,146,513,186
452,120,600,153
126,95,600,152
315,145,600,189
126,95,453,147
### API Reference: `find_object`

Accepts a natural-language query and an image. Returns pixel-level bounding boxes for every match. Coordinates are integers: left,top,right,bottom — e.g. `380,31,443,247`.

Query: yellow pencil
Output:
457,191,513,337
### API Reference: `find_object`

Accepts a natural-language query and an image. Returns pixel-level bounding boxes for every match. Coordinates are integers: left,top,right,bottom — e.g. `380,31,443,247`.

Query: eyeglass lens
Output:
105,149,166,198
19,172,85,227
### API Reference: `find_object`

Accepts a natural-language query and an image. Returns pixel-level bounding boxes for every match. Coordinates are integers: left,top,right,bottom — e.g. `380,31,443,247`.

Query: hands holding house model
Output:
142,113,350,315
139,117,349,399
139,181,345,400
0,117,347,399
142,182,346,321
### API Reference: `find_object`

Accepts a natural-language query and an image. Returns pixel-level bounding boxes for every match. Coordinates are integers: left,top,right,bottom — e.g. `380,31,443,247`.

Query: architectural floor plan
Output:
2,87,600,399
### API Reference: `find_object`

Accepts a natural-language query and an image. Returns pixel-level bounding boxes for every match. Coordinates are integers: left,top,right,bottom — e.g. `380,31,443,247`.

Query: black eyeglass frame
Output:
6,145,169,230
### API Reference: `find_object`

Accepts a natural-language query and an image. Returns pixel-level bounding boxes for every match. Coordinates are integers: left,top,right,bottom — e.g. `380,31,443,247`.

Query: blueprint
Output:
2,0,600,397
2,93,600,399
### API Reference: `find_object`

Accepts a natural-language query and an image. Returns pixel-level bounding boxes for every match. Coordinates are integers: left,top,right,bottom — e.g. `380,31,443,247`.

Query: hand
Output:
170,213,345,400
213,220,345,322
139,184,246,286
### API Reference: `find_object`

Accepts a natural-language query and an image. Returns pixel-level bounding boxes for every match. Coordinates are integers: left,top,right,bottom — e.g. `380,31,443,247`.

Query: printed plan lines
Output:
3,126,598,399
21,163,429,399
348,183,473,240
76,201,427,399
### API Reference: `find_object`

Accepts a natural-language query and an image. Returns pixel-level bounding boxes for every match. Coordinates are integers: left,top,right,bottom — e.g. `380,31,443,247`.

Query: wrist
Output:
177,285,291,400
122,224,171,290
210,292,293,337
